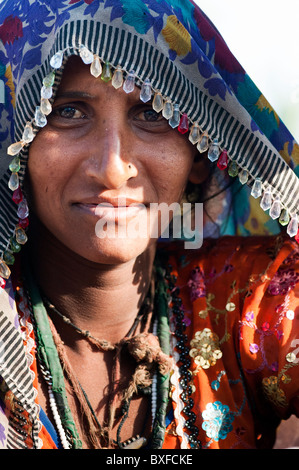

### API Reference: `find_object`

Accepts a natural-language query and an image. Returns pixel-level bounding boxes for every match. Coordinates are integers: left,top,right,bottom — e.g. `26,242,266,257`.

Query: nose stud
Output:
127,163,138,178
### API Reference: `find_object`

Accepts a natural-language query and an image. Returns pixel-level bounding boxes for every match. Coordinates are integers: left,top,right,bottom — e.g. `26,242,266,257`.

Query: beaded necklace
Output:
25,275,82,448
156,257,202,449
21,255,199,449
163,264,201,449
23,262,175,449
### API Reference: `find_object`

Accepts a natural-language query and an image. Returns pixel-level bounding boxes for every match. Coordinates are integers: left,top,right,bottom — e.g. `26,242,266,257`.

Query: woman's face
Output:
28,57,204,264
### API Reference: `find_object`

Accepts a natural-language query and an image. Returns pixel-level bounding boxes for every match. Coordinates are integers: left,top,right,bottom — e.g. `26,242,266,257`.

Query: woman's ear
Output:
188,152,210,184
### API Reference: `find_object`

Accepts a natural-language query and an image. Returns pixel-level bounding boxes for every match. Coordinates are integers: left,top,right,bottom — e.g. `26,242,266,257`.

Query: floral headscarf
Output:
0,0,298,279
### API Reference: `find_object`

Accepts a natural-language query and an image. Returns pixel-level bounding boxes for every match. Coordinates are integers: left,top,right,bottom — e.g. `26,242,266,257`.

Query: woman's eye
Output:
132,106,169,133
139,109,162,122
53,105,86,119
134,108,163,122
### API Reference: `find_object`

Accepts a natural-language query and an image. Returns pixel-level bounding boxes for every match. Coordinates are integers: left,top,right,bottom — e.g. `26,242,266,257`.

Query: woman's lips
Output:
95,202,146,221
74,201,147,222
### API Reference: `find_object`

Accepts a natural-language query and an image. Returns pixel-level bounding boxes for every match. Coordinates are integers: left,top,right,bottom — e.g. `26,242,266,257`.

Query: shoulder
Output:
160,235,298,274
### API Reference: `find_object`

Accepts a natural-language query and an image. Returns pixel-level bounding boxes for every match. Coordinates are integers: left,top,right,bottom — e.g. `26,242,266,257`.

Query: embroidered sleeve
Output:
239,245,299,421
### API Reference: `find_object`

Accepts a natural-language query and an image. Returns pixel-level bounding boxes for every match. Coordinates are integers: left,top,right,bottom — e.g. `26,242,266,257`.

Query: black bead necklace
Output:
164,263,202,449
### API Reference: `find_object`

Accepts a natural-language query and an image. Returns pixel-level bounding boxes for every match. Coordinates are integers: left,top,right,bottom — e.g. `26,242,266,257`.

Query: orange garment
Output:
162,235,299,449
10,235,299,449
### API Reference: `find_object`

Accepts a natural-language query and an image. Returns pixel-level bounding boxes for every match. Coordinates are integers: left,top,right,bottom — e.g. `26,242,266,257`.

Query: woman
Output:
0,0,298,450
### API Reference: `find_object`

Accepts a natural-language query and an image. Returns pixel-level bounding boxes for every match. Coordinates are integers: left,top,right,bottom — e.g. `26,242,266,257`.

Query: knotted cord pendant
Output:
24,260,173,449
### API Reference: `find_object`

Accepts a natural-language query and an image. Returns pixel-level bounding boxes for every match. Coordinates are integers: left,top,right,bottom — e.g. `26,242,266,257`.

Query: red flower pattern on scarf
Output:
0,15,23,45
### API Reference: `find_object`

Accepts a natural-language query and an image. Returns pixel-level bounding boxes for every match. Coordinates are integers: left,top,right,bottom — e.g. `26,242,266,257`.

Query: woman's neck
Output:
27,221,157,344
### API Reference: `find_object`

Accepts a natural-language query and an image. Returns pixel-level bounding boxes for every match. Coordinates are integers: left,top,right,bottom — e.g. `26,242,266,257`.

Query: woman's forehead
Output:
57,56,142,105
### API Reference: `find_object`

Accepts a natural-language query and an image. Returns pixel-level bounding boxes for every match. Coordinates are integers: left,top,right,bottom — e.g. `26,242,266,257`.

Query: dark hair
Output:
184,161,243,236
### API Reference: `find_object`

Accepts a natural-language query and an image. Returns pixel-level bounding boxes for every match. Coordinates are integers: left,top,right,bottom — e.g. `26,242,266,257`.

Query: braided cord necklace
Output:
23,262,172,449
151,264,171,448
25,267,82,448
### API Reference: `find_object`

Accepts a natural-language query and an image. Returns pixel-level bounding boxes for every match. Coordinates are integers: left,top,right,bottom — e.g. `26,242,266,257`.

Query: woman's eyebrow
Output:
54,91,96,100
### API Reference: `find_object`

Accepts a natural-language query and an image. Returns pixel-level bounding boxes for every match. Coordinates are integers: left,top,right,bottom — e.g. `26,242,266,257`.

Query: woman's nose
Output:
85,125,138,189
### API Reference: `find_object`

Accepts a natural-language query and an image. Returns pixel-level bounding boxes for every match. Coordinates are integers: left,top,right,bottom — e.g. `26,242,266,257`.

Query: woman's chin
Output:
72,235,157,266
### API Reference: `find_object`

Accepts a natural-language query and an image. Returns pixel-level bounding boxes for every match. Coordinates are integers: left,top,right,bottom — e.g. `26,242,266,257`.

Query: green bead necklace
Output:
24,262,172,449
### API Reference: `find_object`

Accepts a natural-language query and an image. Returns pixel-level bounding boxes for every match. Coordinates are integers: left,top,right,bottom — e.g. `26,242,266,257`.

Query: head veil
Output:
0,0,298,279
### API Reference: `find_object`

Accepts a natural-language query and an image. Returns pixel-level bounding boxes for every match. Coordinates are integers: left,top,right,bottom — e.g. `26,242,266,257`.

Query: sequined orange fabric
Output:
162,235,299,449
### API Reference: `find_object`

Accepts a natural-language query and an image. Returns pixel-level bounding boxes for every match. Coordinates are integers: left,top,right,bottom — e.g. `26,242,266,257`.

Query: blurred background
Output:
194,0,299,142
